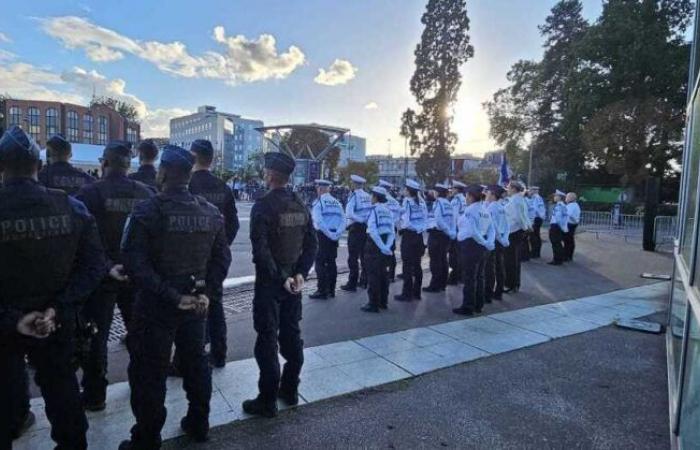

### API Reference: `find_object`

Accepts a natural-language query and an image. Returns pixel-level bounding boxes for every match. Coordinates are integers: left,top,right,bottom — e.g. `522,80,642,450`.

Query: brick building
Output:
0,99,140,148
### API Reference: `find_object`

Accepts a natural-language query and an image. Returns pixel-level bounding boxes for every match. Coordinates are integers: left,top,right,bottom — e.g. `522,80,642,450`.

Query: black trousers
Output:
400,230,425,297
388,235,397,281
252,279,303,404
346,223,367,287
485,242,506,300
427,230,450,290
365,240,390,308
521,230,531,262
315,232,339,294
206,286,226,362
459,239,487,312
81,281,134,403
549,225,566,263
447,240,461,284
127,308,211,449
1,328,88,450
504,230,525,290
563,224,578,261
530,217,543,258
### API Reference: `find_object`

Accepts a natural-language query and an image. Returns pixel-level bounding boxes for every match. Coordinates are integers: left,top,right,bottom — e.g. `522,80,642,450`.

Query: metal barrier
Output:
578,210,677,247
654,216,678,248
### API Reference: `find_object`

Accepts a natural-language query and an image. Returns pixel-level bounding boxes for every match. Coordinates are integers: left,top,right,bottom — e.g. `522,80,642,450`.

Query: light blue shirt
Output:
487,200,510,247
400,197,428,233
567,201,581,225
312,192,346,241
526,197,537,221
450,193,467,234
367,203,396,255
385,193,402,226
435,197,456,239
345,188,372,225
532,194,546,219
551,201,569,232
457,201,495,249
426,201,437,230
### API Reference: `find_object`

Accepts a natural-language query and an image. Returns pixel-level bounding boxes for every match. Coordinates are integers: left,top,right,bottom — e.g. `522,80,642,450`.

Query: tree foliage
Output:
401,0,474,186
90,96,141,122
338,160,379,186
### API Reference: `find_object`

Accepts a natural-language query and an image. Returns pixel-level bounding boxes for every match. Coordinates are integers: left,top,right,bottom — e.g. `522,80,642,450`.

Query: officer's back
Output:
38,134,94,196
128,139,159,190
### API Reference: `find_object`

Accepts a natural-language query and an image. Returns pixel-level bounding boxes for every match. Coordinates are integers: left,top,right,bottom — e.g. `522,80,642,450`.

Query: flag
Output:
498,152,511,187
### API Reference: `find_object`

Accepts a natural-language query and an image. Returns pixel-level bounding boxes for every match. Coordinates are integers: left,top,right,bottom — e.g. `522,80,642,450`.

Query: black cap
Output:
466,184,484,196
103,140,133,165
46,133,71,154
264,152,295,175
486,184,505,196
161,144,194,171
0,126,40,162
190,139,214,159
137,139,158,154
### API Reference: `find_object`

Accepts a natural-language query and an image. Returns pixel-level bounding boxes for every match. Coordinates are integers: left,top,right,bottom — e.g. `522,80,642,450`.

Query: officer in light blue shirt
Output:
310,179,345,300
528,186,546,258
454,185,495,316
564,192,581,261
548,189,569,266
424,183,456,292
341,175,372,291
485,185,509,302
362,186,396,313
395,179,428,302
448,180,468,284
379,180,402,281
522,187,537,262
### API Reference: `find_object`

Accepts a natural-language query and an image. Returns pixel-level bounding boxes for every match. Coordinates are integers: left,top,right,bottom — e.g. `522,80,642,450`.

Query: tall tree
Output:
402,0,474,185
90,96,140,122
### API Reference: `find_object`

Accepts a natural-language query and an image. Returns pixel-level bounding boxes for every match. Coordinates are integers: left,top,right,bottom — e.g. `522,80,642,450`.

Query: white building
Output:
366,154,417,186
337,134,366,166
169,106,264,171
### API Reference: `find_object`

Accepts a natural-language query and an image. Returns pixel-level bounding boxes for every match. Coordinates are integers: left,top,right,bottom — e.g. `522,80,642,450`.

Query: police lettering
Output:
166,215,212,232
105,198,142,213
0,214,72,242
279,212,308,228
201,192,226,205
51,176,87,188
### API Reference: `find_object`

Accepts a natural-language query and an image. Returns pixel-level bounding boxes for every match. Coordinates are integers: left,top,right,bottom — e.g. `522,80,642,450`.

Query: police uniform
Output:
503,182,531,292
188,139,238,366
243,152,317,418
379,180,402,281
120,145,231,448
548,190,569,265
342,175,372,291
454,186,495,315
395,180,427,302
529,188,546,258
129,164,158,190
362,187,395,312
425,184,455,292
522,192,536,262
310,180,345,299
0,127,106,450
564,198,580,261
75,141,154,409
448,181,467,284
484,185,509,301
38,134,95,196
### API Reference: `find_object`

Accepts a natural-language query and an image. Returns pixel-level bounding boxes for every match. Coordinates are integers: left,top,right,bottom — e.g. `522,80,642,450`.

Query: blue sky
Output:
0,0,603,156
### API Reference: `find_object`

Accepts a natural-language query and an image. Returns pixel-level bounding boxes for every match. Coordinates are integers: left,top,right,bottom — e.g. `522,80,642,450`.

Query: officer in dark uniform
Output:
0,126,106,450
129,139,160,190
243,152,317,418
75,140,154,411
38,133,95,195
119,145,231,448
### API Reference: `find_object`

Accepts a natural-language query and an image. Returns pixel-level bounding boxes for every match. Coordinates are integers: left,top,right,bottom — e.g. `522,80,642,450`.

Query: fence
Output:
578,210,677,248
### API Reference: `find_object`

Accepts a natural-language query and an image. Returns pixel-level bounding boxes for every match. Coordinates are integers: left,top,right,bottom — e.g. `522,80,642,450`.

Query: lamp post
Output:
527,146,534,186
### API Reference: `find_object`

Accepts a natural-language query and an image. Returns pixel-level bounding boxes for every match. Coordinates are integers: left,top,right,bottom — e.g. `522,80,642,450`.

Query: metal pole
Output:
404,136,408,185
527,146,534,186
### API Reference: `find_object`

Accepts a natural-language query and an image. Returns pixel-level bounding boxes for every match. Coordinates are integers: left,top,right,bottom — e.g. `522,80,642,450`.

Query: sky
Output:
0,0,603,157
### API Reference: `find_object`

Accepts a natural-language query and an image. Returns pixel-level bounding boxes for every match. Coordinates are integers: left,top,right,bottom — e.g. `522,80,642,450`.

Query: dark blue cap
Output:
137,139,158,154
160,144,194,171
486,184,505,196
264,152,295,175
103,140,133,162
0,126,40,162
46,133,70,154
466,184,484,196
190,139,214,158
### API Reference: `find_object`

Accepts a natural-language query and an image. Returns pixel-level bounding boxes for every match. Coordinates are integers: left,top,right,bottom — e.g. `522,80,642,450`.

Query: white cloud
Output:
0,62,83,103
314,59,357,86
38,16,306,84
364,101,379,110
60,67,147,117
0,32,11,43
141,108,192,138
0,49,16,61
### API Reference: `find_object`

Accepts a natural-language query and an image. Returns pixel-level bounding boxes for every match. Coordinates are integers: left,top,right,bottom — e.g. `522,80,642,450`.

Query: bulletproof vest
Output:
0,187,81,311
40,164,91,196
477,204,492,236
352,191,372,221
190,175,229,212
373,205,394,238
93,180,152,262
407,199,426,222
265,192,309,270
152,194,219,281
438,198,454,222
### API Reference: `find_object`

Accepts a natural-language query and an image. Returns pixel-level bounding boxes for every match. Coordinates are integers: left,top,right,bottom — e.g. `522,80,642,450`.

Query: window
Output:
46,108,58,140
67,111,79,142
679,312,700,448
28,107,40,142
97,116,107,145
681,92,700,269
83,114,93,143
127,127,137,144
9,106,21,127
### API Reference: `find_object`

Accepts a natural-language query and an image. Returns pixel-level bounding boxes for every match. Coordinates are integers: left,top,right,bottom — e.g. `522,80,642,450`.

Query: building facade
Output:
337,134,366,166
0,99,140,148
668,3,700,448
366,154,418,186
169,105,264,171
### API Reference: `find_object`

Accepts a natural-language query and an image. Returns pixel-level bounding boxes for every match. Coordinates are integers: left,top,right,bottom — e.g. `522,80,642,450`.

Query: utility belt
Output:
349,222,367,232
164,274,207,295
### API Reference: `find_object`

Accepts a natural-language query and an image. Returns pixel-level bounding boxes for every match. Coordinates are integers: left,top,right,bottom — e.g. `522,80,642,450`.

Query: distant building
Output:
337,134,366,166
481,150,505,167
367,154,417,186
451,153,483,178
169,105,264,171
0,99,140,148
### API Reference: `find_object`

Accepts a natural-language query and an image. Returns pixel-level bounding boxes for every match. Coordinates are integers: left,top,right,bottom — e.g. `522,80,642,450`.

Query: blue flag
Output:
498,152,511,187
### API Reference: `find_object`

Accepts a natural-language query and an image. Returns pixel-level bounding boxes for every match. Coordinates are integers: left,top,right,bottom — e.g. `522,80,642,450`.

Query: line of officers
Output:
309,176,581,314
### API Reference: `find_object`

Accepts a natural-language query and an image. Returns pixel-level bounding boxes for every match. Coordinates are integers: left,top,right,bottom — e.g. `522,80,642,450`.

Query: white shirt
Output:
567,201,581,225
487,200,510,247
532,194,546,219
457,201,495,249
345,188,372,225
505,193,531,233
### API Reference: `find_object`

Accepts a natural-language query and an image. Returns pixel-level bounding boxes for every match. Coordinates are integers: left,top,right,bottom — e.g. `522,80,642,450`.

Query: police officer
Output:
38,133,95,195
529,186,546,258
379,180,402,282
395,179,427,302
503,181,531,293
188,139,238,367
522,187,535,262
548,189,569,266
310,179,345,300
361,186,395,312
129,139,159,190
424,183,455,293
484,185,509,301
341,175,372,292
75,140,154,411
453,185,495,316
243,152,317,418
0,126,106,450
564,192,581,261
120,145,231,448
447,181,467,284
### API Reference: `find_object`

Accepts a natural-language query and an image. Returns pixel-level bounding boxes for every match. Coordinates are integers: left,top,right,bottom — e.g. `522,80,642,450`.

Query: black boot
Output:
242,397,278,418
422,286,441,293
340,283,357,292
361,303,380,313
309,291,328,300
180,416,208,442
452,307,474,316
394,294,412,302
278,386,299,406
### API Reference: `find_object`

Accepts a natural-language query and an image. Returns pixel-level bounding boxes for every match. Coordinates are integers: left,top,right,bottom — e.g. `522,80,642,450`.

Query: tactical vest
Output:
438,198,454,223
152,194,220,282
94,180,151,262
0,187,81,311
352,191,372,221
265,192,309,272
320,195,344,231
407,199,426,222
373,205,394,241
190,178,229,212
40,164,91,196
